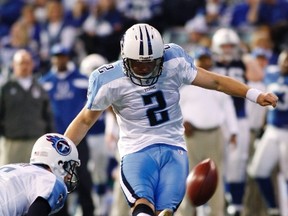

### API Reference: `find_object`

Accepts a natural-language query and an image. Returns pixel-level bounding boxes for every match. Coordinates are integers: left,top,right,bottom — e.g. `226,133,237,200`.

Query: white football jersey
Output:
86,43,198,157
0,163,67,215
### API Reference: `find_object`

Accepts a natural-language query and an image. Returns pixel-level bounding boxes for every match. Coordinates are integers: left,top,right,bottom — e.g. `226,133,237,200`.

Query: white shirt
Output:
179,84,238,134
86,43,197,157
17,76,33,91
0,163,67,215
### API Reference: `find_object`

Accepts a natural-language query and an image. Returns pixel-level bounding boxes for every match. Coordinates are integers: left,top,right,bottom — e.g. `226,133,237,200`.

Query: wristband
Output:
246,88,262,103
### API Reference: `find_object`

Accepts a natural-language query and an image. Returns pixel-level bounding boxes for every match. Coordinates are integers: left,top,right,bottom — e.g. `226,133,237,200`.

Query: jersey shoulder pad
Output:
164,43,188,61
164,43,185,53
90,60,125,85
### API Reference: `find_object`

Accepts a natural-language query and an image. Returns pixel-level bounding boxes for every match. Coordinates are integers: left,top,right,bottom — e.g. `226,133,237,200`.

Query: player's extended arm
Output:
192,67,278,107
64,107,103,145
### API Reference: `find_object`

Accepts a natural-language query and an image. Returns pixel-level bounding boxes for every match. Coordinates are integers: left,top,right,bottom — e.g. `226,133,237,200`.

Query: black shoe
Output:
234,211,240,216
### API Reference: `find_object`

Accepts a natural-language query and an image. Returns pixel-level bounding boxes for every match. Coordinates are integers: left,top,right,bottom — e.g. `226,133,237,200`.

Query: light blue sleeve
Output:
164,43,198,85
45,177,67,214
86,61,125,110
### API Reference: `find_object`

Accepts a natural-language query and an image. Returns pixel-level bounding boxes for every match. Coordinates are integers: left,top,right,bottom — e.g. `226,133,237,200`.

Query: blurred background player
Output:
177,47,238,216
211,27,262,216
40,44,94,216
81,0,125,62
245,48,270,137
182,15,210,53
0,133,80,216
242,47,272,216
39,0,78,71
0,20,40,80
248,49,288,216
0,49,54,166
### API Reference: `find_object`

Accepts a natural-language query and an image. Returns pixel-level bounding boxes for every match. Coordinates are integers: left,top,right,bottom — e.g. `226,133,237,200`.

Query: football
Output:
186,158,218,206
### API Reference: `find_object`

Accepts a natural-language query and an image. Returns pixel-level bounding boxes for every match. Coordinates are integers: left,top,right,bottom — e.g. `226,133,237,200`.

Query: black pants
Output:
53,138,95,216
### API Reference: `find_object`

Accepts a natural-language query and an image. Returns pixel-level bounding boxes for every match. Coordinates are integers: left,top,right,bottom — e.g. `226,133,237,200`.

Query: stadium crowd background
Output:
2,0,288,78
0,0,288,216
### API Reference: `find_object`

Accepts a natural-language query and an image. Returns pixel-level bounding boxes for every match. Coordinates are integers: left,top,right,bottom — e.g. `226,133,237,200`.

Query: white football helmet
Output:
80,54,108,77
211,28,241,61
30,133,80,193
121,23,164,86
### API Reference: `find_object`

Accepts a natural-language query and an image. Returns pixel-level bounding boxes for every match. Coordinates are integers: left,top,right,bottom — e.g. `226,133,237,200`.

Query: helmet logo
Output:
145,26,153,55
139,25,153,56
46,135,72,156
139,26,144,55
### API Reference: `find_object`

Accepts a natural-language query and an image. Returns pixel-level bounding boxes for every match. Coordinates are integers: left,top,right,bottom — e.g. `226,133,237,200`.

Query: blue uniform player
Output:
211,28,253,216
40,44,95,216
248,50,288,216
64,24,277,216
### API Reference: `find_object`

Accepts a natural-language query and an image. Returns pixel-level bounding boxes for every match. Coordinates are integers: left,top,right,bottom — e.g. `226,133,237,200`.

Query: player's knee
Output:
132,203,155,216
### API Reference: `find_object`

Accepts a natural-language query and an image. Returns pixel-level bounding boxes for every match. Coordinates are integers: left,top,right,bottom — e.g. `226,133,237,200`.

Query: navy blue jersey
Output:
265,70,288,128
214,60,247,118
40,67,106,135
40,69,88,134
88,112,105,135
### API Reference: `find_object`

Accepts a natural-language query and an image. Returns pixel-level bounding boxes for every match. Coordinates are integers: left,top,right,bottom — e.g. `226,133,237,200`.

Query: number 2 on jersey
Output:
142,91,169,126
98,64,114,73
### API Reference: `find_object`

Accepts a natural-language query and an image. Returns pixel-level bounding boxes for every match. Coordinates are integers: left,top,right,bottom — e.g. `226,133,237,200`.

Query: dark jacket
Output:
0,77,54,139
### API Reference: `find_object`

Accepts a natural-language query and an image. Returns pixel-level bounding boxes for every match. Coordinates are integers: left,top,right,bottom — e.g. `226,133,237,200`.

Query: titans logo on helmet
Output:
46,135,71,156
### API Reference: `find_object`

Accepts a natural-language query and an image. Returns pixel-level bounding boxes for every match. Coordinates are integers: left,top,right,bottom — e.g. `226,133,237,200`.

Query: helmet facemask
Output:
219,44,239,62
123,57,163,86
50,159,80,193
61,160,80,193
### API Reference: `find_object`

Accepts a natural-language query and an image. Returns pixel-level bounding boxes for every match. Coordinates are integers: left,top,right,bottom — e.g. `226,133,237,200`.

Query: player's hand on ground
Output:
257,93,278,108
